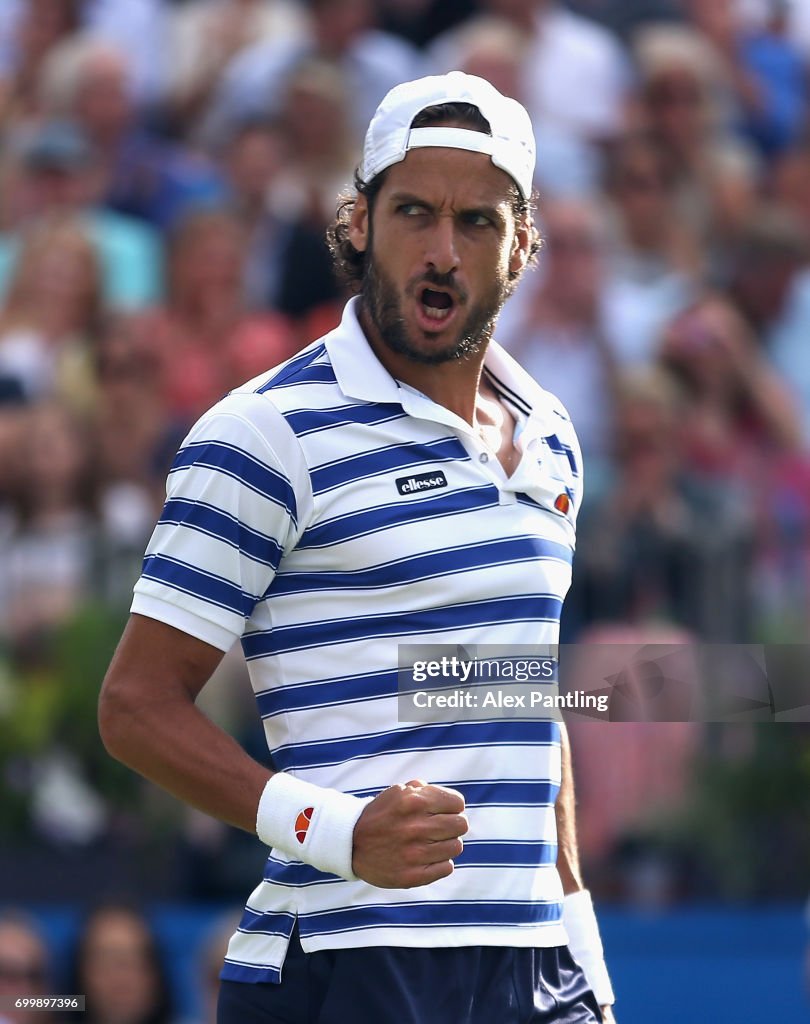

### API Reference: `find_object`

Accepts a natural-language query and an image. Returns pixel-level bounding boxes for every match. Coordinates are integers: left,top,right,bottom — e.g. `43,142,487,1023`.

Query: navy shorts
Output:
217,927,602,1024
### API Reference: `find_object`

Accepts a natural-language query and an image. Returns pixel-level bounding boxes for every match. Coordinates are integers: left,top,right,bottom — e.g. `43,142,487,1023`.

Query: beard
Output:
360,250,511,367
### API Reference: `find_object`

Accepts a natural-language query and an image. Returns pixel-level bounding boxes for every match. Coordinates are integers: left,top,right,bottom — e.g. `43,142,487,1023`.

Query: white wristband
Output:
256,773,372,880
563,889,615,1007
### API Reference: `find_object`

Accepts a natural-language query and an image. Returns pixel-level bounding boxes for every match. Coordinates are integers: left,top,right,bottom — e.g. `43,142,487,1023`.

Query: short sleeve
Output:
131,393,311,651
559,412,584,525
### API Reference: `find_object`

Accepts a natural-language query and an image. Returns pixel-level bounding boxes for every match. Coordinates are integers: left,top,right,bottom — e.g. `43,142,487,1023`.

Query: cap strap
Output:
406,126,496,158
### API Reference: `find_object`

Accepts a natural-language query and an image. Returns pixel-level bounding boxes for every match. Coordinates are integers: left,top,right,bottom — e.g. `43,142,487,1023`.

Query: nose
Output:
424,215,459,276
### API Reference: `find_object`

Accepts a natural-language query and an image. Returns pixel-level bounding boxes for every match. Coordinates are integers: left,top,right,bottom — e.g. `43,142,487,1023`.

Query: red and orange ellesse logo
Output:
554,493,570,514
295,807,314,844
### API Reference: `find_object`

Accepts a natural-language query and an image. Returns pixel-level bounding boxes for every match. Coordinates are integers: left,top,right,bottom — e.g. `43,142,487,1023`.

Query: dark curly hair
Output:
327,102,542,292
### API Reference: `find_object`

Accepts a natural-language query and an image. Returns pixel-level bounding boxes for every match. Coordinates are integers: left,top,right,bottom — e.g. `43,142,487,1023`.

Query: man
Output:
0,911,53,1024
99,72,616,1023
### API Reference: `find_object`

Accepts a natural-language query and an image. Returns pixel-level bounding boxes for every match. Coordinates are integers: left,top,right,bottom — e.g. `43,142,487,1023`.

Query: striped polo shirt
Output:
131,297,583,983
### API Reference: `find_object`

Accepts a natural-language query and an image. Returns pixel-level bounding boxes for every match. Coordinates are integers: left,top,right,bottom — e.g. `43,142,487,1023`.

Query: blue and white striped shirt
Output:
132,298,583,982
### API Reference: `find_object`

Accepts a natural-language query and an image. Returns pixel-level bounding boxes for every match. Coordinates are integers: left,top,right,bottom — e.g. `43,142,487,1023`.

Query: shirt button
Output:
479,452,489,464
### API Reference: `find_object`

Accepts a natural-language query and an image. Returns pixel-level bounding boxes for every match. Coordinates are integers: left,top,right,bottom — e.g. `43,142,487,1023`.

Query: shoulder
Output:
184,336,342,457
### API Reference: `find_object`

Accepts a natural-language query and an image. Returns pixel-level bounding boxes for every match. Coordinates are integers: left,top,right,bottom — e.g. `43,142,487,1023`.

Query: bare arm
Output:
556,723,617,1022
556,721,585,895
98,613,272,832
98,613,466,885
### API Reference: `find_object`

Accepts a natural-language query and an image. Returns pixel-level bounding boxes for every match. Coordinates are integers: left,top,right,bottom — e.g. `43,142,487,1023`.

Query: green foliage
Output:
0,601,139,837
667,723,810,901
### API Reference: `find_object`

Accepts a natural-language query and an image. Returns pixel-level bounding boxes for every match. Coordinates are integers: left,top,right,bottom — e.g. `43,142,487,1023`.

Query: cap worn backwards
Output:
360,71,536,200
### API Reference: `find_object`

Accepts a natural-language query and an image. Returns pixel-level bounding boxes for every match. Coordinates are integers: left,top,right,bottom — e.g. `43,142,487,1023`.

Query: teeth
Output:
422,304,452,320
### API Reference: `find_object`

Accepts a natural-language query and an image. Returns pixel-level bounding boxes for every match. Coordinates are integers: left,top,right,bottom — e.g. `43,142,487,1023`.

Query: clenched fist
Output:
352,779,469,888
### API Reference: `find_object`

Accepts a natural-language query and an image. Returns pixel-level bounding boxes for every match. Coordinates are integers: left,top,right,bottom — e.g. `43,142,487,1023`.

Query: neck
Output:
357,300,488,426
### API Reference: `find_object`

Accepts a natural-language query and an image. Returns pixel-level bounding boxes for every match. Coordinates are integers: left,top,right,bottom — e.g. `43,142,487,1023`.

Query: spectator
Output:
658,293,801,480
566,368,755,640
166,0,308,131
564,0,681,39
0,400,97,650
0,910,54,1024
39,36,224,229
377,0,477,48
563,625,702,906
0,0,82,132
684,0,808,157
269,60,358,231
604,134,703,287
430,0,632,144
443,16,529,100
92,319,179,606
0,215,103,411
771,144,810,241
728,205,810,339
497,198,618,481
731,208,810,448
634,23,760,275
219,117,342,322
200,0,423,149
0,0,169,111
0,120,162,310
127,208,299,426
445,15,601,198
601,134,700,365
71,904,175,1024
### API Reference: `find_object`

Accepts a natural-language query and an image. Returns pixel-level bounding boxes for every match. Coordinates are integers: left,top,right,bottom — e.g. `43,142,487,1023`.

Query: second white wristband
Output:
563,889,615,1007
256,773,372,880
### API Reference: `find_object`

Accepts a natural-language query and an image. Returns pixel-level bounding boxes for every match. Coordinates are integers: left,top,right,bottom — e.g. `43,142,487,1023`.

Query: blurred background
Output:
0,0,809,1021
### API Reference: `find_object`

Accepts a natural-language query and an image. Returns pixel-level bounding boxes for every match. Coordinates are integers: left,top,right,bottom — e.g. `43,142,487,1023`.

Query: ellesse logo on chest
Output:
396,471,448,496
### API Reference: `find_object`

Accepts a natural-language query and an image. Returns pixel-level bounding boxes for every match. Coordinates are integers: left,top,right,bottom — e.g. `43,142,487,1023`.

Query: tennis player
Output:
99,71,616,1023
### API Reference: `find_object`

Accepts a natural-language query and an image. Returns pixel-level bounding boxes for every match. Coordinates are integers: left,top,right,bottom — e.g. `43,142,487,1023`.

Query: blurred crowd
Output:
1,0,810,964
0,903,238,1024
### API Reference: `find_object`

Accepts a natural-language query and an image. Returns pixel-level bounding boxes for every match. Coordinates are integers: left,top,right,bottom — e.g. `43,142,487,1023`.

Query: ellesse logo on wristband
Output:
396,471,448,495
295,806,314,843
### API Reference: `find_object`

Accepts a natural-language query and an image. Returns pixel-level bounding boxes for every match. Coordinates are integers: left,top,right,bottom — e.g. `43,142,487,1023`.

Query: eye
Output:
462,211,494,228
397,203,428,216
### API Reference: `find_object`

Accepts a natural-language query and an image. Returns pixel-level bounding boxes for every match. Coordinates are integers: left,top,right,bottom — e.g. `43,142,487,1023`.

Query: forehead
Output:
377,144,518,210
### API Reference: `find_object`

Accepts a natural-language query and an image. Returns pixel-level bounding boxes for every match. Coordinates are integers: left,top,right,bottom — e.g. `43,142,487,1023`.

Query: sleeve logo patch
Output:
396,471,448,495
295,806,314,843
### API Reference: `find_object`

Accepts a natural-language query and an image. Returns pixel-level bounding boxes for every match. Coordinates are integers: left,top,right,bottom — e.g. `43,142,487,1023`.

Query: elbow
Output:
98,675,136,765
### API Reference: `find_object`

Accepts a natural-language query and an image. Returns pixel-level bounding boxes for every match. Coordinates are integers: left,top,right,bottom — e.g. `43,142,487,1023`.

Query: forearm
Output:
743,360,803,450
556,721,585,894
556,722,616,1015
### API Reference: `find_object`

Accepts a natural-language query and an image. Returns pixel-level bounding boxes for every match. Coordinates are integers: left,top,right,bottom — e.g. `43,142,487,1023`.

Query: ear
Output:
509,215,531,277
348,194,370,254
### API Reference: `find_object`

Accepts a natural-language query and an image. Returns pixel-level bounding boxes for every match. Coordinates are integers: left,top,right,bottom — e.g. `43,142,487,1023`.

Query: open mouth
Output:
420,287,455,322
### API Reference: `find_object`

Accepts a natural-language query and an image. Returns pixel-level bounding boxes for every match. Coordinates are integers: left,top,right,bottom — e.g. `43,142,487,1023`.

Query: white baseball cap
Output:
360,71,536,200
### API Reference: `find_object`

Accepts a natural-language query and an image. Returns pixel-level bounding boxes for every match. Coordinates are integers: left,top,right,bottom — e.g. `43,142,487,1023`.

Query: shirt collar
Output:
324,297,401,405
325,296,559,440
